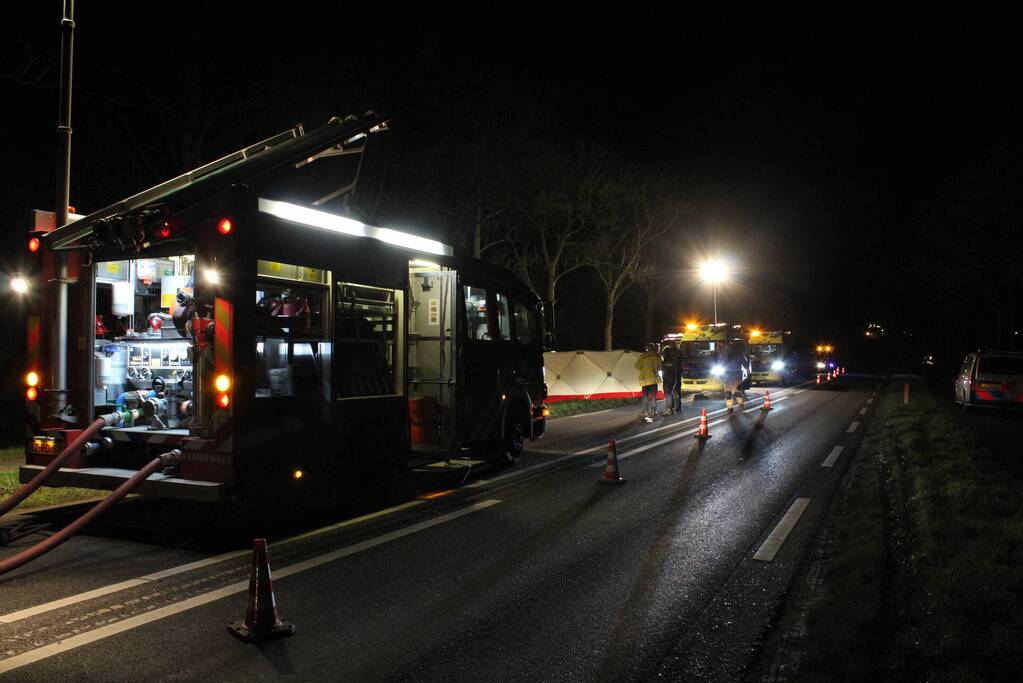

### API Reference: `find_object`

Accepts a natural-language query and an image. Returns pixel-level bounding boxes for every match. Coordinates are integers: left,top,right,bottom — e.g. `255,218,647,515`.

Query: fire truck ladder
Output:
45,112,389,251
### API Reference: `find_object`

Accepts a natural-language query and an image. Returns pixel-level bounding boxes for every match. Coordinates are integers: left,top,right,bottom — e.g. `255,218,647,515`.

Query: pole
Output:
51,0,75,413
56,0,74,229
712,282,718,325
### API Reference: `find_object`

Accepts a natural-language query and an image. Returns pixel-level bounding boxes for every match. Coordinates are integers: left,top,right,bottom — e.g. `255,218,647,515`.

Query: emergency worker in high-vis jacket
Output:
722,344,747,413
635,343,663,420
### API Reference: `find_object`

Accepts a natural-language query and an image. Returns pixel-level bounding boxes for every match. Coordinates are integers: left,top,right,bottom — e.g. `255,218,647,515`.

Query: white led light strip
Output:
258,198,453,256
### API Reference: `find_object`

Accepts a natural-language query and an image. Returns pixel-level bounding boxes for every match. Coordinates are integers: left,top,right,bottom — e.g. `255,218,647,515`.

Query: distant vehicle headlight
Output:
816,362,826,369
771,360,785,371
711,365,725,376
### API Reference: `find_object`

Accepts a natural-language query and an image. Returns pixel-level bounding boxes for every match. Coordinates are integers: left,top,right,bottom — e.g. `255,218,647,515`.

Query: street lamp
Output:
699,259,729,324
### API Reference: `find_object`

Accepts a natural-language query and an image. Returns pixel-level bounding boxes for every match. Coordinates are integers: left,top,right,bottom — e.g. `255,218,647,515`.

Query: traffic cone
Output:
762,390,772,410
816,374,821,385
228,538,295,642
696,408,712,439
600,440,626,484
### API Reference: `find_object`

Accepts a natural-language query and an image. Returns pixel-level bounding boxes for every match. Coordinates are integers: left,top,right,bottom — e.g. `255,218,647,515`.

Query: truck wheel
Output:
494,422,524,468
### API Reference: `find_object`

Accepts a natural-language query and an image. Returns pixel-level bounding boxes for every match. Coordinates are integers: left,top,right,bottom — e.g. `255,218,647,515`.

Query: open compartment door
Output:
408,266,457,450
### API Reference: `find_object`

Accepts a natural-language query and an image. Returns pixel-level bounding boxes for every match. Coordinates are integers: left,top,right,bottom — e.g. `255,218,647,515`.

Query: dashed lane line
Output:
847,421,860,433
753,497,811,562
821,446,844,468
858,407,868,416
0,499,502,675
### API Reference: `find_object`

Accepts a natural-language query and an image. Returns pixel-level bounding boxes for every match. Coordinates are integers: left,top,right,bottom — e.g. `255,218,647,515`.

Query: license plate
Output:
979,383,1002,390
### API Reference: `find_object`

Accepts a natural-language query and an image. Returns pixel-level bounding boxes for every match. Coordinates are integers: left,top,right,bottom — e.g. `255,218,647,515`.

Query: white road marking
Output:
866,398,873,404
858,407,868,416
753,498,811,561
0,385,811,626
821,445,844,468
0,500,501,674
570,387,798,456
847,421,860,433
0,498,426,625
588,419,727,467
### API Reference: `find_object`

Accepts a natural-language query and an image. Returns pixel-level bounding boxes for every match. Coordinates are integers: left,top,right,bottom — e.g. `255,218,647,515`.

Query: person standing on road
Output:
661,342,680,415
722,344,747,413
635,342,663,421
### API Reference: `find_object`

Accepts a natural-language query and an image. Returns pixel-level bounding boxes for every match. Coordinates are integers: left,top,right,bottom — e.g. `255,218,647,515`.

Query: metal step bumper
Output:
19,465,227,503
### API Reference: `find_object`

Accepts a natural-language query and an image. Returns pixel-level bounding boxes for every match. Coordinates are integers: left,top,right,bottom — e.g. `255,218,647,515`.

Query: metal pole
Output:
712,282,718,325
56,0,74,229
51,0,75,411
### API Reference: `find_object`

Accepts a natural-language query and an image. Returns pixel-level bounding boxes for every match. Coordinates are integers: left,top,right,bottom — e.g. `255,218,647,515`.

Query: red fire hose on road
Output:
0,411,134,520
0,449,181,577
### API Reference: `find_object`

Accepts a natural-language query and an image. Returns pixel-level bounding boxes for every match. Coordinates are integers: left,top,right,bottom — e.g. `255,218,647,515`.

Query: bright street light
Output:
698,258,731,324
10,276,29,294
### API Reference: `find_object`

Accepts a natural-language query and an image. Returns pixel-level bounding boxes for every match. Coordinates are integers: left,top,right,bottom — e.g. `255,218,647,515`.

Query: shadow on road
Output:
597,442,704,681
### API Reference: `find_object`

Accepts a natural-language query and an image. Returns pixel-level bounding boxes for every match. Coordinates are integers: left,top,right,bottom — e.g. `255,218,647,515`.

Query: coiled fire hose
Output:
0,449,181,577
0,411,135,520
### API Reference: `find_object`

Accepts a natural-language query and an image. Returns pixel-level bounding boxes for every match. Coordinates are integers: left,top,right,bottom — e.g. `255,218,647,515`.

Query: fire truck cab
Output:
21,114,547,508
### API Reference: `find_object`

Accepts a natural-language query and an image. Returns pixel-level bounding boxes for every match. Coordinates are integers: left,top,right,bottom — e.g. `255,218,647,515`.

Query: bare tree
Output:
585,173,688,350
505,143,618,322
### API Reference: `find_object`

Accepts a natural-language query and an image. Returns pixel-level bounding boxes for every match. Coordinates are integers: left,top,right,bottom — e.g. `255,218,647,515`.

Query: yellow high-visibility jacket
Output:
635,351,662,387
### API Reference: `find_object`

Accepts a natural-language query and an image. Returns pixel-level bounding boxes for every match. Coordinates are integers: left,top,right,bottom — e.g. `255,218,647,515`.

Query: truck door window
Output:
512,300,537,346
254,261,329,398
494,292,511,341
464,286,490,340
335,282,400,398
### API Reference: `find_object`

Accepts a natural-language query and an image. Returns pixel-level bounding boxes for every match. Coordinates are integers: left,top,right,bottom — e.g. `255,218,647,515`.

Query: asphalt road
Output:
0,377,881,681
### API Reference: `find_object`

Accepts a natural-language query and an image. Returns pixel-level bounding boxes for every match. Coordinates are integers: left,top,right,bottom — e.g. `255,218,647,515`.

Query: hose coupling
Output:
159,449,183,467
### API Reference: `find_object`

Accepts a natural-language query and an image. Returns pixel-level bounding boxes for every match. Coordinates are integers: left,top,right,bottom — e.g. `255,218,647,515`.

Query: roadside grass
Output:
546,396,642,419
796,382,1023,681
0,446,22,471
0,446,104,510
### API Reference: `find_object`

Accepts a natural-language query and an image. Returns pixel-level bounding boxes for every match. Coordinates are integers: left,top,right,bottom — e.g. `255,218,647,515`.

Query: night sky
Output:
3,6,1020,366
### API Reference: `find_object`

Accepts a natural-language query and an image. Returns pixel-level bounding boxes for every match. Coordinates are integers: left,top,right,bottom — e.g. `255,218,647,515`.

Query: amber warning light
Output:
28,237,41,253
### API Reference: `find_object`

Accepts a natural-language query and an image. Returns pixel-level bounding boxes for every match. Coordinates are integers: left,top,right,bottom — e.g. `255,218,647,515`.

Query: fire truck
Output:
746,329,792,385
16,113,548,509
664,323,750,394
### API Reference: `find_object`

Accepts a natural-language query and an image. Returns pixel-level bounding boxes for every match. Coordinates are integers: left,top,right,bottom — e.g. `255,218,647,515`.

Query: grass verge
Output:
546,396,643,419
796,380,1023,681
1,446,104,510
